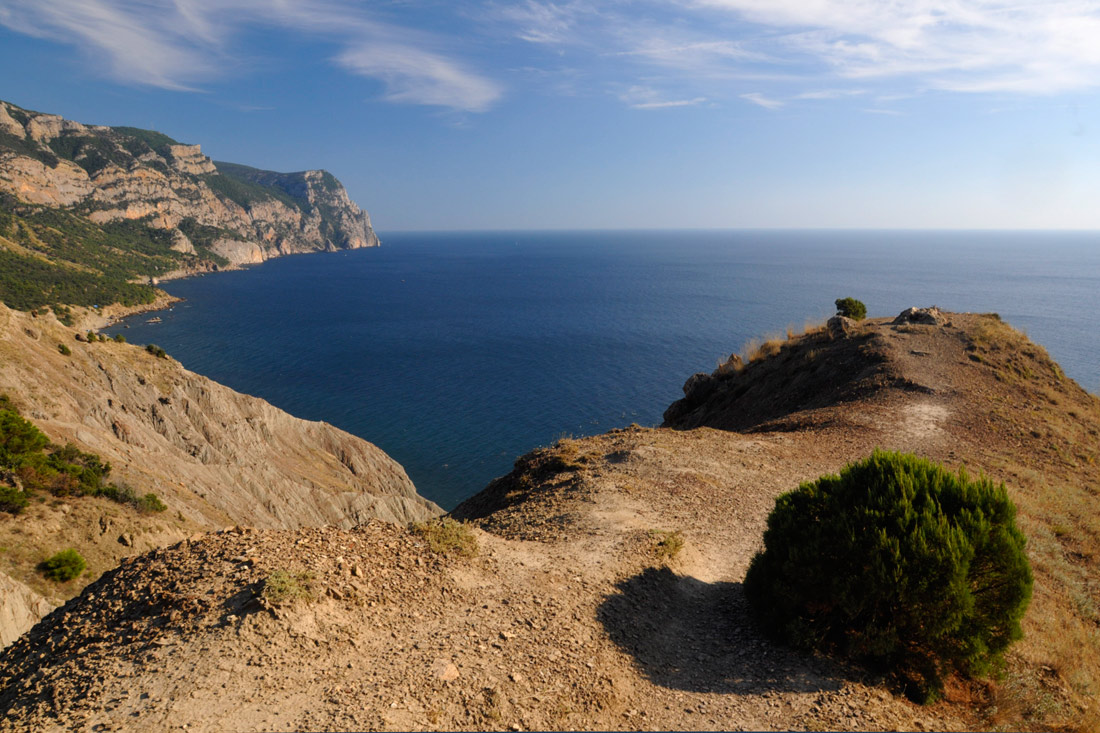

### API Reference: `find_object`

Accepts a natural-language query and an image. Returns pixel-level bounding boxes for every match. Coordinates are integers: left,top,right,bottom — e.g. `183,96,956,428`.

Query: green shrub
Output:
0,409,50,463
113,333,126,343
58,343,71,356
145,343,167,359
743,450,1032,701
39,548,86,582
834,297,867,321
0,486,28,514
136,492,167,513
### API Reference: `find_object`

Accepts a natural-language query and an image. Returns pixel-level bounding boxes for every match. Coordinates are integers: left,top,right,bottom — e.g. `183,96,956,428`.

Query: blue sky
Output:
2,0,1100,230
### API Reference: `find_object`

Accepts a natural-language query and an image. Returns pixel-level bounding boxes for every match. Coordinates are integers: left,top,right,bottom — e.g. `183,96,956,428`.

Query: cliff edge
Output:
2,310,1096,731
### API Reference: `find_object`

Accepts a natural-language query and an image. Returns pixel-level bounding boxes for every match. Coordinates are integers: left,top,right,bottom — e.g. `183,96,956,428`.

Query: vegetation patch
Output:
203,164,302,210
261,569,316,606
744,449,1033,702
38,548,86,582
412,517,478,557
0,195,167,311
0,396,165,513
110,126,180,156
0,485,28,514
650,529,684,560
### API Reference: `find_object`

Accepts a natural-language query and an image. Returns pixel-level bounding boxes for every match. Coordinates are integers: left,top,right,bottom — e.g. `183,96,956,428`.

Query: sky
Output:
2,0,1100,231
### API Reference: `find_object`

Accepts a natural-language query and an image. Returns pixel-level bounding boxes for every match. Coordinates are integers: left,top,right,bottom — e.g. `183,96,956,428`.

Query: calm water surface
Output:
106,230,1100,508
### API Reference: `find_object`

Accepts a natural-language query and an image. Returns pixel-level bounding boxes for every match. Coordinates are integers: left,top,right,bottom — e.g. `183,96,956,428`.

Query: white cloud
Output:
631,97,708,109
6,0,1098,114
500,1,586,44
0,0,502,111
618,85,707,109
629,96,704,108
740,92,783,109
795,88,866,100
617,38,764,68
695,0,1100,94
337,44,502,113
500,0,1100,101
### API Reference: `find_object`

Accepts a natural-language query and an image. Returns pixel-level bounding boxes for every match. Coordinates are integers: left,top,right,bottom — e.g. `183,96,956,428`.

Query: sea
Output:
104,230,1100,510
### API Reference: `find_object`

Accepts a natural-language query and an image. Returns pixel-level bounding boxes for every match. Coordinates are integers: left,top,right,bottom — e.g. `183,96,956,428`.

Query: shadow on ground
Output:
598,566,845,695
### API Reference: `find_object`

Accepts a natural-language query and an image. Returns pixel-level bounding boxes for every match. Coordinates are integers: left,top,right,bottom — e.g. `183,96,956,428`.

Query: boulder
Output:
0,572,55,649
827,315,856,338
893,307,947,326
682,372,717,401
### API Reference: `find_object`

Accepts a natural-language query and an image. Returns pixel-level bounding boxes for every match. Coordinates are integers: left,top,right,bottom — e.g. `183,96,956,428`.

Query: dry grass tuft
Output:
650,529,684,560
261,569,316,606
413,517,479,557
739,322,826,366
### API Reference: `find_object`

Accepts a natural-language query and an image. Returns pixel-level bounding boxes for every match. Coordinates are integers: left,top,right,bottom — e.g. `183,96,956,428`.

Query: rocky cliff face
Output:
0,99,378,274
0,573,52,650
0,300,440,643
0,297,437,638
0,303,438,531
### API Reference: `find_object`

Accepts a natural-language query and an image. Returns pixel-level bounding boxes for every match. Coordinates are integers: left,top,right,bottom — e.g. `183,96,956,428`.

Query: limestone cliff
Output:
0,99,379,282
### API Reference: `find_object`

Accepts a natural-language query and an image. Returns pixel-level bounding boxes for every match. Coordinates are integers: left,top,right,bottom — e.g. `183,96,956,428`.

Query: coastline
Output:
73,292,184,332
79,241,383,333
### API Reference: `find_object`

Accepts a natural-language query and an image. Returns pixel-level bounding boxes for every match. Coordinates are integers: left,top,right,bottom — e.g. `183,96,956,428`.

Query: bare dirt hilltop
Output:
1,309,1097,732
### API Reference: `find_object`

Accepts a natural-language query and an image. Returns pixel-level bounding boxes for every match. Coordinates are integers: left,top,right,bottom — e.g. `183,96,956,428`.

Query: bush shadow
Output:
598,566,845,694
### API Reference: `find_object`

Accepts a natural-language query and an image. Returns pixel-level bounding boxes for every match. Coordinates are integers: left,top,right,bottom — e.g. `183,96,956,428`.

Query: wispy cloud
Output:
631,97,707,109
5,0,1098,115
0,0,502,111
336,43,501,112
498,0,1100,104
696,0,1100,94
619,85,707,109
740,92,783,109
499,1,589,45
795,89,867,100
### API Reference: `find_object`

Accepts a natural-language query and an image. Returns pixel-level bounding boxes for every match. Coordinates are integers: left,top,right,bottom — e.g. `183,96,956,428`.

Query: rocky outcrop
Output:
893,306,948,326
0,303,440,529
167,144,217,175
0,573,53,650
211,238,264,265
0,99,379,275
0,154,93,206
827,315,857,338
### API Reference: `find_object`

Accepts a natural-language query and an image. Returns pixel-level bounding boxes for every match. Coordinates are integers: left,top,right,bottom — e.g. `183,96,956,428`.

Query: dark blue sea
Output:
105,230,1100,509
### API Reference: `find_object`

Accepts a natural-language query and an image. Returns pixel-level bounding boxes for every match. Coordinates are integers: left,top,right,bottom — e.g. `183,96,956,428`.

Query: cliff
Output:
2,309,1096,732
0,99,378,310
0,302,441,643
